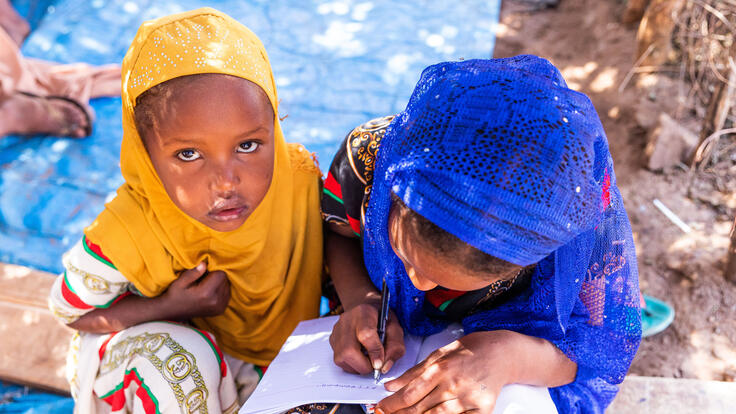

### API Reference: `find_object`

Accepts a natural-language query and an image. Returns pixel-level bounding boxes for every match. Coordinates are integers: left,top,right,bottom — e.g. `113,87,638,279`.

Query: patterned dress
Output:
48,237,262,414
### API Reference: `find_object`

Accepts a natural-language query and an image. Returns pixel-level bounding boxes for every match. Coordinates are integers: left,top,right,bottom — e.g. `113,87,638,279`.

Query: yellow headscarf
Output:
85,8,323,365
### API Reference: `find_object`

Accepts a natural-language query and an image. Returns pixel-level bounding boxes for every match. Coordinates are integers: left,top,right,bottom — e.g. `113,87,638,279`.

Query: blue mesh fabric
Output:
362,56,641,413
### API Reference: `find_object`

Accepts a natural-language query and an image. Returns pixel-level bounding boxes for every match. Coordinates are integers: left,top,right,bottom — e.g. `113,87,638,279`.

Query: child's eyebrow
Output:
236,126,270,138
161,126,270,147
161,137,200,146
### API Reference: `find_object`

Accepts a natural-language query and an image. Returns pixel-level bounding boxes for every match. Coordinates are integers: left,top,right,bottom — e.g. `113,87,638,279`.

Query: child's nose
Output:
210,164,240,194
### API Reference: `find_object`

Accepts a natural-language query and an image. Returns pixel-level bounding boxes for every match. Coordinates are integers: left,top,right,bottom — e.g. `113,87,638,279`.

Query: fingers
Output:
380,380,493,414
330,303,386,375
385,354,433,391
379,362,442,412
213,271,231,303
334,335,373,374
387,340,460,391
177,262,208,285
199,269,229,290
189,270,230,315
382,315,405,374
424,399,472,414
357,322,385,371
330,319,373,374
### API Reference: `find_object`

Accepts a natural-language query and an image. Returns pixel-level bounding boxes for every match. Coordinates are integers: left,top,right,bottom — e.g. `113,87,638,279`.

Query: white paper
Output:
416,323,464,362
239,317,555,414
240,316,423,414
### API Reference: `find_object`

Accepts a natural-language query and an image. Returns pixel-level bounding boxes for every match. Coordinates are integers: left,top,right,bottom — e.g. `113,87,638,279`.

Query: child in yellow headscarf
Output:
47,8,323,413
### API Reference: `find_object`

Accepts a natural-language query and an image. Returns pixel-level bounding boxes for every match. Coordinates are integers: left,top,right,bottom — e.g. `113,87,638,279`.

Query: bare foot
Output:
0,93,90,138
0,0,30,46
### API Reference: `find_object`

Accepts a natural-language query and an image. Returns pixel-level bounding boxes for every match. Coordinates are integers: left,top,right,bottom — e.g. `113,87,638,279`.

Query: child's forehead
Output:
135,74,275,128
138,73,271,105
125,13,275,108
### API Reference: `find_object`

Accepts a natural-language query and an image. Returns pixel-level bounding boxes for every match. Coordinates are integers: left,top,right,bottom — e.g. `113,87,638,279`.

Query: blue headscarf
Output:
363,56,641,413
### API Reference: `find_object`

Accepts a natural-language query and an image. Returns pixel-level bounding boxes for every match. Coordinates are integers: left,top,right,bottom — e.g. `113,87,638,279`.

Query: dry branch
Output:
726,217,736,283
671,1,736,170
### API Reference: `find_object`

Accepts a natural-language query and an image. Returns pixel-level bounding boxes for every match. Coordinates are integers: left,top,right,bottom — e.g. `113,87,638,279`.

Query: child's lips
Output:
208,204,247,222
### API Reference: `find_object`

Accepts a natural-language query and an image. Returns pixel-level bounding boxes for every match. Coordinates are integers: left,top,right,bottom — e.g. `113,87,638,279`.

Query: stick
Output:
653,198,693,233
619,44,655,93
690,128,736,169
725,217,736,283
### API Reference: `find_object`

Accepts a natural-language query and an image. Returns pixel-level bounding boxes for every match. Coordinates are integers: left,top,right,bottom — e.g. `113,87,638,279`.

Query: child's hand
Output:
329,299,405,375
376,330,518,414
163,262,232,319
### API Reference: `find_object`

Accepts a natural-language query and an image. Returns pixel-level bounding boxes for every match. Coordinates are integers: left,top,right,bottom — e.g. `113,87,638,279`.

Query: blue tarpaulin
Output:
1,0,499,411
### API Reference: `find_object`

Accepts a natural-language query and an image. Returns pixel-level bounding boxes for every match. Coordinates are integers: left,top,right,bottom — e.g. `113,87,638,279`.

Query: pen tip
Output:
373,370,380,383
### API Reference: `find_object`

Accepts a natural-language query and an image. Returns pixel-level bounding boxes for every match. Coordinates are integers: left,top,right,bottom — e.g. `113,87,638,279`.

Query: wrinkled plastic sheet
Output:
0,381,73,414
1,0,499,410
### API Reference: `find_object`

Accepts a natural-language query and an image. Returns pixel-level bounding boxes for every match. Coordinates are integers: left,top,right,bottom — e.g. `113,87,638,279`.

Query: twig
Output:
707,47,736,87
690,127,736,169
691,0,735,32
619,44,655,93
725,217,736,283
633,66,681,73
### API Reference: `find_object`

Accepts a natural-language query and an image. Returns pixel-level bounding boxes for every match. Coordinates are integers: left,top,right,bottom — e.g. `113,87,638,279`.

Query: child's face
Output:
387,205,512,292
142,75,275,232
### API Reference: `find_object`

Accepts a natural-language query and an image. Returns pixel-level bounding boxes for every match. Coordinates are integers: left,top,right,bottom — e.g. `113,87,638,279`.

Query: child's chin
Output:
202,217,248,232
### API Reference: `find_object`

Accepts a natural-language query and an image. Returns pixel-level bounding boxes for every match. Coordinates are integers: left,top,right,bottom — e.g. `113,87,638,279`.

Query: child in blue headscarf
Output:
322,55,641,413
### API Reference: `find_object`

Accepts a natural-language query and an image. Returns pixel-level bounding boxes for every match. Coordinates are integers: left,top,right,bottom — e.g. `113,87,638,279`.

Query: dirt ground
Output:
494,0,736,381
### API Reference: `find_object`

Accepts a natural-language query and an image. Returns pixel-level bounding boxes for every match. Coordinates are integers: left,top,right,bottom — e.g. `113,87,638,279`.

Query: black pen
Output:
374,277,390,383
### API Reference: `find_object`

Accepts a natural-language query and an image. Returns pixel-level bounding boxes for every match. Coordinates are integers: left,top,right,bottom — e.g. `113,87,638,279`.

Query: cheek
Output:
164,168,209,213
240,148,274,200
151,157,208,214
405,265,438,291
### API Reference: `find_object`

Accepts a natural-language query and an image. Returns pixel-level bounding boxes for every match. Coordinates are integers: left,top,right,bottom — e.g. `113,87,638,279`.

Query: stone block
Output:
0,263,72,393
645,113,698,171
609,376,736,413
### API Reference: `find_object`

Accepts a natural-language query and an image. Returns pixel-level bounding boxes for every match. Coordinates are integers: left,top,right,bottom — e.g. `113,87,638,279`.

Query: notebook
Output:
239,315,464,414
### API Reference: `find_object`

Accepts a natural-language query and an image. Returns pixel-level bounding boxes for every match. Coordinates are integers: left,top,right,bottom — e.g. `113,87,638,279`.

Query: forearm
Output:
325,227,380,309
67,294,181,333
490,330,578,388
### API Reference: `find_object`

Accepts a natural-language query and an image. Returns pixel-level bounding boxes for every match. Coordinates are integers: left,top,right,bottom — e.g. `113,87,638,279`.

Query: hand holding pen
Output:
374,278,390,382
329,277,406,379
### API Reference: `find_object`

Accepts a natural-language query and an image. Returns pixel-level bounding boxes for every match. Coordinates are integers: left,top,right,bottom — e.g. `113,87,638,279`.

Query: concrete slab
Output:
609,375,736,413
0,263,72,393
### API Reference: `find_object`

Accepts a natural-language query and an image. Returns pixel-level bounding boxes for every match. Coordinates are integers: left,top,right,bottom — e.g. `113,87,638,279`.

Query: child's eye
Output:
237,141,259,153
176,149,201,161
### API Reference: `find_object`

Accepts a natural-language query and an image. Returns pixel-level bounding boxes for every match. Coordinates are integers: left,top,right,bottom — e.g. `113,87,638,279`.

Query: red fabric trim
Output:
98,332,118,360
425,289,466,308
347,215,361,235
101,369,157,414
61,275,93,310
195,328,227,377
85,237,114,265
135,379,158,414
101,384,125,411
324,172,343,200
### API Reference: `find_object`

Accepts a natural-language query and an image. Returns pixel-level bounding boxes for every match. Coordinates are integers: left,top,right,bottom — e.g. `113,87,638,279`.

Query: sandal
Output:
641,294,675,338
17,91,93,138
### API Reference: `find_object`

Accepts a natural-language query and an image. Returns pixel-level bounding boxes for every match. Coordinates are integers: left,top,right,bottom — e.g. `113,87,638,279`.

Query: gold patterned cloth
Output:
321,115,395,236
85,7,324,365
